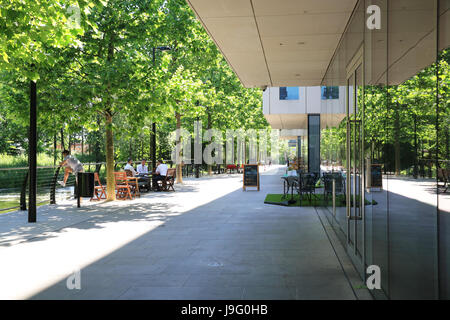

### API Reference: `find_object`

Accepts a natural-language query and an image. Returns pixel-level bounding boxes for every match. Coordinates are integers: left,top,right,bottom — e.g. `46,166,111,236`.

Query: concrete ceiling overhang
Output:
186,0,358,88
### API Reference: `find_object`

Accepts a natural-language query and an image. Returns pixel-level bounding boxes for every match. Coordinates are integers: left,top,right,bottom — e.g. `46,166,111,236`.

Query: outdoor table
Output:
136,173,152,191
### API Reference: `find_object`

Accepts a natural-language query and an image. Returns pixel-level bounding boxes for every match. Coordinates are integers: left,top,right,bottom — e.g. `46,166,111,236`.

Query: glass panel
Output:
321,0,443,299
438,0,450,299
364,0,389,296
386,0,438,299
355,64,364,258
279,87,299,100
347,73,355,243
320,52,348,242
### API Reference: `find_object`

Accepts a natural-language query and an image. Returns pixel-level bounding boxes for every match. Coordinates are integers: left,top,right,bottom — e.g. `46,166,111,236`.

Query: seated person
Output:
136,158,150,191
124,158,138,176
152,159,168,191
58,150,84,187
137,159,149,175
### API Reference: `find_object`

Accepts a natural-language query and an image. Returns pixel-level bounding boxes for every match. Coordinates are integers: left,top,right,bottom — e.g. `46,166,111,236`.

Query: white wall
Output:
263,86,346,116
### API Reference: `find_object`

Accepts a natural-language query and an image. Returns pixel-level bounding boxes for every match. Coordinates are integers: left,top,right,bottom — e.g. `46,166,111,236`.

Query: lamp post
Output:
151,46,171,171
28,79,37,223
195,115,200,178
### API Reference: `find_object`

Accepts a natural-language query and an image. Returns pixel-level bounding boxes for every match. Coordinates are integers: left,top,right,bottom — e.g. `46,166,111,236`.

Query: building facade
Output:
187,0,450,299
263,86,346,173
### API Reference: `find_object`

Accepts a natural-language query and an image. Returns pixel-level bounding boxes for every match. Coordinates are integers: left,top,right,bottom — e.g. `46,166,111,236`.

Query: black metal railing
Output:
0,159,230,213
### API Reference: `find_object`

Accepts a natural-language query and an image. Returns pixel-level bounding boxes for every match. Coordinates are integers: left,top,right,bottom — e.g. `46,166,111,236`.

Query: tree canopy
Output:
0,0,269,199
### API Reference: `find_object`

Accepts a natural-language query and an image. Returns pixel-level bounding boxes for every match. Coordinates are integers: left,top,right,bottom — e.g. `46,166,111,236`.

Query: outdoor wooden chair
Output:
91,172,106,201
125,169,140,197
226,164,239,174
114,172,134,200
158,168,176,191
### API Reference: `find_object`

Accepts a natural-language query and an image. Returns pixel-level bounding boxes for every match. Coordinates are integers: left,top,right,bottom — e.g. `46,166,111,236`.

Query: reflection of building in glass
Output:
263,86,346,175
279,87,287,100
279,87,299,100
321,86,339,100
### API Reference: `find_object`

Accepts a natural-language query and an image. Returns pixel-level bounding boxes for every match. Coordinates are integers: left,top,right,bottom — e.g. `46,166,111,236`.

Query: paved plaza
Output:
0,165,370,300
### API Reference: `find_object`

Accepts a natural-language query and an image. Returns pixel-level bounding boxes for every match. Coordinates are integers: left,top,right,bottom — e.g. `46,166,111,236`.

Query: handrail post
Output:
50,166,62,205
20,171,28,211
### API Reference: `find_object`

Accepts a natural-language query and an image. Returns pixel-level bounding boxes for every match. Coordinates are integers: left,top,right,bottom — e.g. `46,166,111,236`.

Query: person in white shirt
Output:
137,159,149,175
124,158,138,176
152,159,168,191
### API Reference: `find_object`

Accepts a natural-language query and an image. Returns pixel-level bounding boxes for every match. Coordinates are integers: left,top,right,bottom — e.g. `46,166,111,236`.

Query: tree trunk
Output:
104,32,116,200
129,139,132,158
420,141,425,177
105,112,116,201
394,103,401,176
427,141,432,178
207,109,212,176
95,117,102,172
446,126,449,162
53,132,57,166
60,128,65,158
175,111,183,183
81,128,84,156
149,128,152,168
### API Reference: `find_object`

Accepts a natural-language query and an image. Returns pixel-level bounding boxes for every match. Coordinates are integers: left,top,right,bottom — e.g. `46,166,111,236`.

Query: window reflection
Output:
279,87,299,100
321,86,339,100
318,0,448,300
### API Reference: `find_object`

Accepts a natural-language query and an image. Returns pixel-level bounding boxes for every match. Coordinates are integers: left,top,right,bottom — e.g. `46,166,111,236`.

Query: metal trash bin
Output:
76,172,95,198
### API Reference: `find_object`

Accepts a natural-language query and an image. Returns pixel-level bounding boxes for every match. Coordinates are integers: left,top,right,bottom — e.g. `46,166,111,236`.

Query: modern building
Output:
186,0,450,299
263,86,346,173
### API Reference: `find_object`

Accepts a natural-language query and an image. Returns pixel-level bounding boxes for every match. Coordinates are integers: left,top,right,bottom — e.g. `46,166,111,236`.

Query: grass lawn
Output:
0,198,50,214
0,200,20,212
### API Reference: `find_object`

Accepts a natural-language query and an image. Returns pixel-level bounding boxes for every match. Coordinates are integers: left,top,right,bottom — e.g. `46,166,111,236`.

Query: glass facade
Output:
321,86,340,100
279,86,299,100
320,0,449,299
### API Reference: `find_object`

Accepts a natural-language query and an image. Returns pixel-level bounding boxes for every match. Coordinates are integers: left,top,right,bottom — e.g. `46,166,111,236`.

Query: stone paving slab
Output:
0,165,368,300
